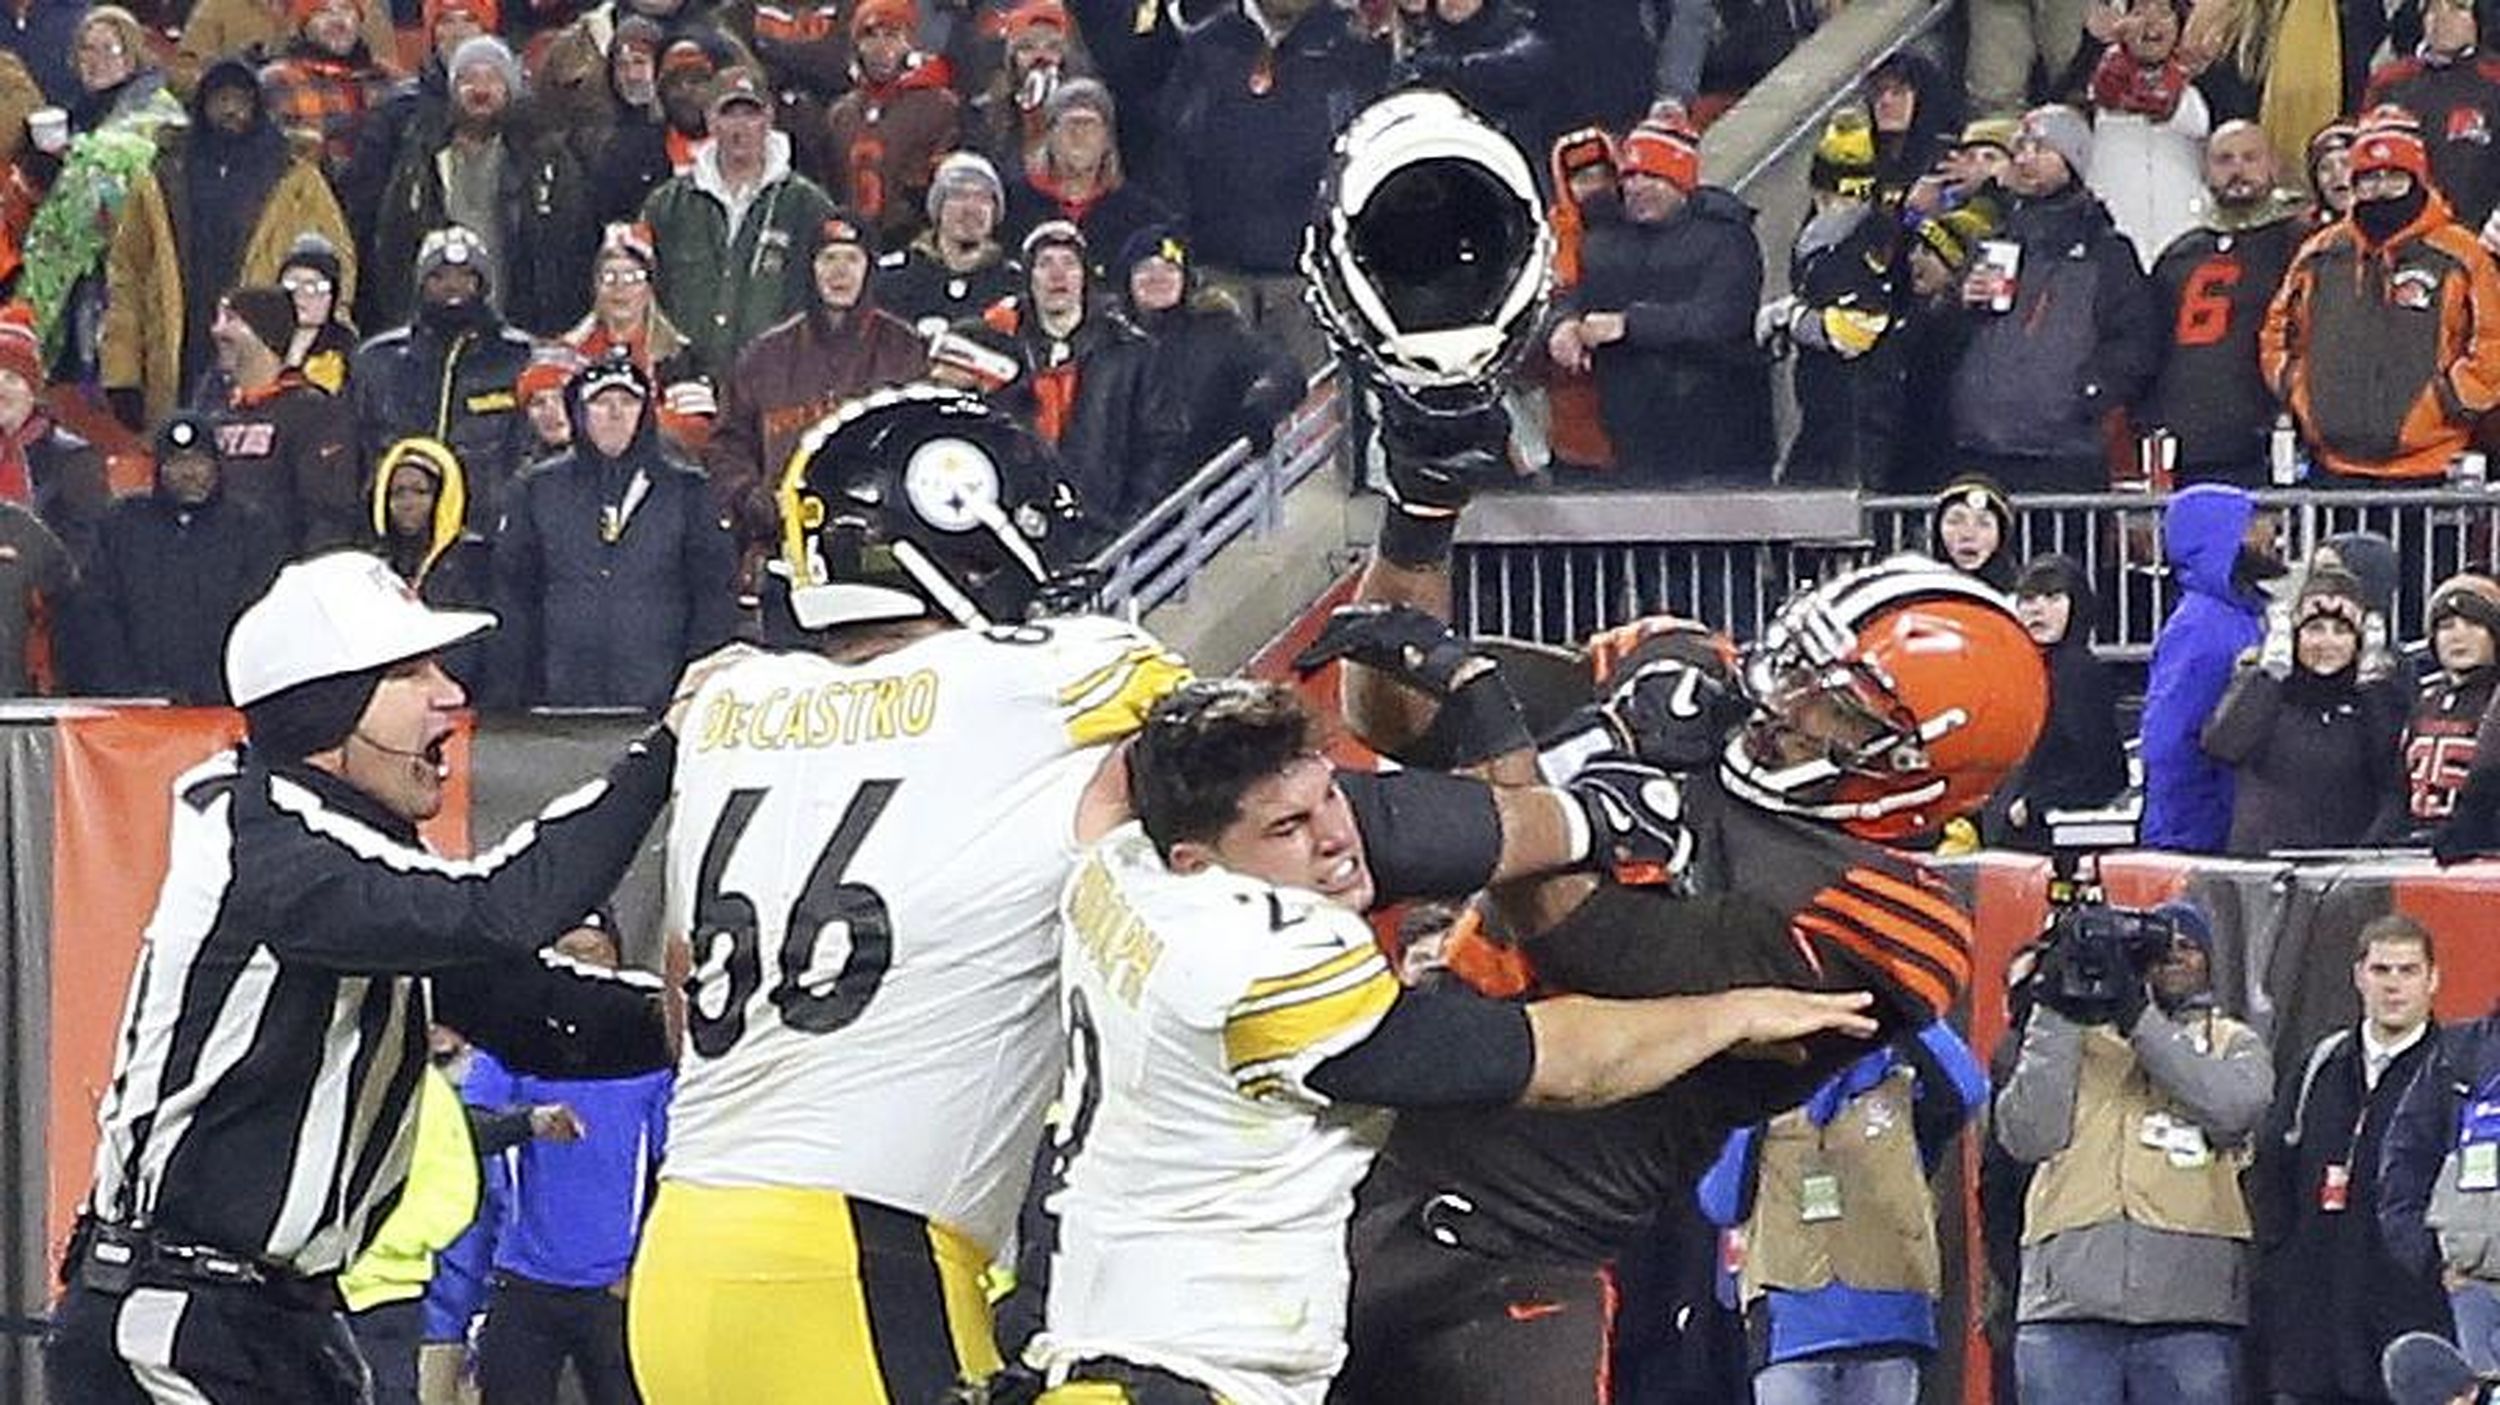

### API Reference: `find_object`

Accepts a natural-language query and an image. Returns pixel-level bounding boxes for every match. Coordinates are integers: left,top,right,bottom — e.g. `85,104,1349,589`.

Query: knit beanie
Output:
1021,218,1086,262
224,286,299,357
1933,472,2013,537
2353,103,2432,187
416,224,492,294
157,411,216,465
810,209,877,260
0,303,42,389
423,0,497,37
2430,573,2500,635
1117,225,1188,281
289,0,359,29
2383,1332,2487,1405
1914,197,2002,271
2020,104,2093,186
2154,899,2214,955
597,220,659,271
612,13,664,56
1044,77,1115,129
1810,108,1878,198
1618,119,1700,192
2293,564,2369,632
280,231,344,293
925,150,1005,224
515,344,587,401
448,35,524,96
851,0,915,38
1956,116,2019,153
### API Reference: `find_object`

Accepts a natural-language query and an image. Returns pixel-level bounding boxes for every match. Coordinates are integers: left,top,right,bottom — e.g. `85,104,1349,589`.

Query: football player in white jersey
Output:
1017,679,1883,1405
626,386,1194,1405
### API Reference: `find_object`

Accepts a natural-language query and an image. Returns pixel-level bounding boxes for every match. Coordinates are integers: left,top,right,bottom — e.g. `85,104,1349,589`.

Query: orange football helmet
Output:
1722,557,2049,841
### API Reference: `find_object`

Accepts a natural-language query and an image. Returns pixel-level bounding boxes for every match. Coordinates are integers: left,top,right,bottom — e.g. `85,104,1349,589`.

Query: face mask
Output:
2354,183,2427,241
418,295,492,334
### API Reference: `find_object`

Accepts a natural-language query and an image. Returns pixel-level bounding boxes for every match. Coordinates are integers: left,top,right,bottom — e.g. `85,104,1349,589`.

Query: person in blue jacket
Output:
2140,483,2279,852
1697,1023,1990,1403
464,918,673,1405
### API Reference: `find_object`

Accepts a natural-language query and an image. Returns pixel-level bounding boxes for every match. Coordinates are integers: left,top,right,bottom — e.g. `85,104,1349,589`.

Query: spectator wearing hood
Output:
1001,78,1166,284
364,35,602,338
1394,0,1553,152
493,353,738,709
1116,227,1300,469
1930,473,2020,589
2142,482,2277,852
101,58,356,431
1152,0,1387,369
2402,573,2500,836
704,211,924,584
640,66,840,375
84,412,285,703
277,230,359,394
258,0,397,182
371,435,493,688
2079,0,2213,272
1763,109,1909,488
1990,554,2127,850
572,14,679,224
1539,126,1616,476
878,149,1024,329
2143,121,2309,487
1550,120,1774,484
2264,107,2500,485
352,225,538,535
981,218,1182,528
1867,48,1962,211
2202,563,2410,852
533,0,755,139
207,283,362,555
820,0,961,245
2365,0,2500,230
0,303,109,570
1950,105,2159,493
174,0,398,95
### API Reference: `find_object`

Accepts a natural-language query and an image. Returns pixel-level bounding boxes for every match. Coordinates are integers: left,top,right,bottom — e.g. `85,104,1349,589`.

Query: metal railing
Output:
1085,368,1349,618
1455,487,2500,655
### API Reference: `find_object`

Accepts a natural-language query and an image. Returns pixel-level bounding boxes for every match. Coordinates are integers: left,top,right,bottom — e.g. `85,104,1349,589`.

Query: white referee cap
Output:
225,552,496,707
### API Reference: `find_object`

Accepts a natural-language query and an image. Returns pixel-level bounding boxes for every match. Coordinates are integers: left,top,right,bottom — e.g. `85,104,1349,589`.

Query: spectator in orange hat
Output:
1548,119,1773,484
1539,126,1617,477
517,344,588,458
2263,104,2500,484
0,302,109,568
258,0,398,181
819,0,962,245
175,0,399,94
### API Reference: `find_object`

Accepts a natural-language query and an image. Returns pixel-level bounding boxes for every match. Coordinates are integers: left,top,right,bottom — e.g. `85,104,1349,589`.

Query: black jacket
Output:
214,372,363,554
1780,203,1907,488
87,476,286,704
1989,559,2127,850
2202,662,2411,854
1395,0,1555,152
360,99,600,337
1128,295,1303,469
1569,188,1775,484
492,401,738,710
2366,54,2500,229
351,313,536,536
874,237,1022,331
988,301,1186,532
2251,1025,2450,1399
1949,186,2159,482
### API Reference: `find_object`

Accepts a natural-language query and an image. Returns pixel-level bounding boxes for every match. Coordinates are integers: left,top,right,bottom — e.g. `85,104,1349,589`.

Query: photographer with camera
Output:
1996,897,2273,1402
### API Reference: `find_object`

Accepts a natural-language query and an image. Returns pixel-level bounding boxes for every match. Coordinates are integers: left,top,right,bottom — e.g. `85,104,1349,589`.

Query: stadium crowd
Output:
22,0,2500,1401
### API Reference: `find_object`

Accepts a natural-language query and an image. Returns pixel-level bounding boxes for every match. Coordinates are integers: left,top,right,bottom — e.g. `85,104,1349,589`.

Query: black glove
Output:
1566,756,1695,886
1603,654,1746,773
1378,396,1511,516
1294,602,1530,768
2114,978,2151,1036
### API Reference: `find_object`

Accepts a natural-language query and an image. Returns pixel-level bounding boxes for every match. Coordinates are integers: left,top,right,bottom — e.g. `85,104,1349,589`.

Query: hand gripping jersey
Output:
660,616,1188,1255
1031,822,1403,1405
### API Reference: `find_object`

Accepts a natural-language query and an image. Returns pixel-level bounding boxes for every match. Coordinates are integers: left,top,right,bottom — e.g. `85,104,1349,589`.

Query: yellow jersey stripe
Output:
1062,648,1193,747
1242,944,1380,1003
1224,967,1398,1075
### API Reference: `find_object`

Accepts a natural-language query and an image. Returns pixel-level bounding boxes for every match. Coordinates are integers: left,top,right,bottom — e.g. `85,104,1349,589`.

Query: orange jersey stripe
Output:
1794,910,1955,1017
1813,887,1973,989
1844,866,1975,943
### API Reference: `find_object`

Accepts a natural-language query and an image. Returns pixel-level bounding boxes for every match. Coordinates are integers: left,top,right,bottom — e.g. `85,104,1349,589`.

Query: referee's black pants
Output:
47,1278,371,1403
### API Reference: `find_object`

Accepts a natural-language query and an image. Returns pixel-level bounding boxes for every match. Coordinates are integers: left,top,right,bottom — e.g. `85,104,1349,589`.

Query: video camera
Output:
2030,811,2180,1026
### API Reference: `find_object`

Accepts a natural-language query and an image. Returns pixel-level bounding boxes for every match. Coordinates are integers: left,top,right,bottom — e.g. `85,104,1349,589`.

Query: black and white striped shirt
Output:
85,733,676,1279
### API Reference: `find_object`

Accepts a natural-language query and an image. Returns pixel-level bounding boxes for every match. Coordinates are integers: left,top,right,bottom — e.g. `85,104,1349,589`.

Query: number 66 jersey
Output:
657,615,1189,1255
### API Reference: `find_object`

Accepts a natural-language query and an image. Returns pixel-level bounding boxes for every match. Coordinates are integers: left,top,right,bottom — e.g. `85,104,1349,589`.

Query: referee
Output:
48,552,713,1403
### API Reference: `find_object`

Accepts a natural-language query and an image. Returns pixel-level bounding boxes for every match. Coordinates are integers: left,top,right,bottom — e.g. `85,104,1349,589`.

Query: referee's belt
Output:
77,1222,343,1311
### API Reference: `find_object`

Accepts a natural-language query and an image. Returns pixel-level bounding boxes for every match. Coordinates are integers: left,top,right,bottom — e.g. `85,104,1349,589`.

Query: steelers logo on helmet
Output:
772,384,1088,633
1723,556,2049,841
1303,88,1554,415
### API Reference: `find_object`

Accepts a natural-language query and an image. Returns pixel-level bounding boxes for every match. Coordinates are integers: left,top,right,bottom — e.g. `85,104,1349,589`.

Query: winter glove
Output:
1377,396,1511,517
1601,653,1746,773
1566,755,1695,886
1294,602,1530,768
1754,295,1798,354
2258,599,2295,681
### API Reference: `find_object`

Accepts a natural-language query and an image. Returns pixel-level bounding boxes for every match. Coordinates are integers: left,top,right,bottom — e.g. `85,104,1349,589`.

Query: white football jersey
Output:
660,617,1188,1255
1032,822,1401,1405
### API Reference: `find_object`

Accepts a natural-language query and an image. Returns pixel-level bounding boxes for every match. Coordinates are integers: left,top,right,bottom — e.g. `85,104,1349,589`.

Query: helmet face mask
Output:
1305,89,1554,415
774,385,1088,633
1724,558,2048,841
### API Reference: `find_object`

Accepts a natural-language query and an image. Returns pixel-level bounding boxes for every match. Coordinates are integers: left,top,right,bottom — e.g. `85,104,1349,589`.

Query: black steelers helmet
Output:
773,384,1087,631
1303,88,1553,416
